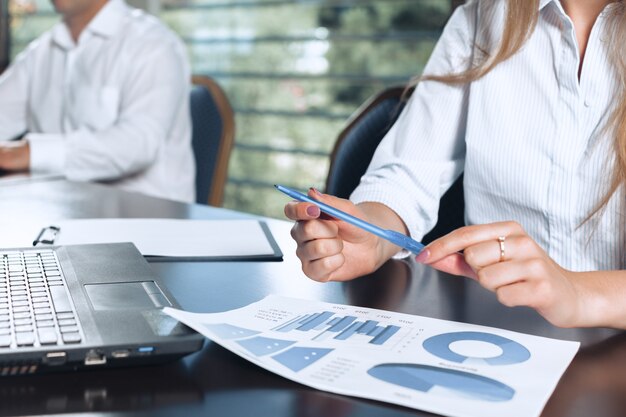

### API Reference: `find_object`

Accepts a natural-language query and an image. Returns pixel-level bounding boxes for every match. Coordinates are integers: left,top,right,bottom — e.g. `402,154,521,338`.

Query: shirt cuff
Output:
351,185,425,244
391,249,412,260
27,133,66,174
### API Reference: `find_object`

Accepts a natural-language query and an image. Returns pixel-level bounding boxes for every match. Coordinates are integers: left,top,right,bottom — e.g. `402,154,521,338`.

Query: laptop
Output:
0,242,204,376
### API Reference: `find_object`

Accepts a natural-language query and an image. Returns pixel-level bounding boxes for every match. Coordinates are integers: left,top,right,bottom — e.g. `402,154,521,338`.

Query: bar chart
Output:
272,311,402,346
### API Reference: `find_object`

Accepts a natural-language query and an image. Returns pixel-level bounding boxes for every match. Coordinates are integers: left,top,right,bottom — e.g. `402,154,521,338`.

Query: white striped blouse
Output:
351,0,625,272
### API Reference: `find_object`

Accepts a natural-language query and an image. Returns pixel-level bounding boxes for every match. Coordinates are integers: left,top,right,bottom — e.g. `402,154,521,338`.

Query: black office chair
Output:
325,85,465,244
190,75,235,206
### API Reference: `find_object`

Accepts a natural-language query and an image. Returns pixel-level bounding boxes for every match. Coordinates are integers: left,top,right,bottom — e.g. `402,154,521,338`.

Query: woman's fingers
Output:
494,277,560,314
424,221,525,263
284,200,320,221
477,258,565,310
494,281,537,308
487,265,580,327
283,188,328,221
291,218,339,244
302,253,346,282
462,234,540,270
284,189,365,225
419,227,542,280
425,253,478,279
475,259,539,291
295,236,344,262
284,189,380,282
415,221,585,327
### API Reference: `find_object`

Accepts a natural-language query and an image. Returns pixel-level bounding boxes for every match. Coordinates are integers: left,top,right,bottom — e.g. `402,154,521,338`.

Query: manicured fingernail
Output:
306,205,320,217
415,249,430,263
309,187,323,197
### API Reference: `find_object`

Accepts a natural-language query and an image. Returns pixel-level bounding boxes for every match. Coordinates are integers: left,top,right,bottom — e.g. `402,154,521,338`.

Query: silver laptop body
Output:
0,242,203,376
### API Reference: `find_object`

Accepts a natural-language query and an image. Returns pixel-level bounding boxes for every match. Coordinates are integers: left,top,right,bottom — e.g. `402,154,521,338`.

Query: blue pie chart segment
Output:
423,332,530,365
368,364,515,402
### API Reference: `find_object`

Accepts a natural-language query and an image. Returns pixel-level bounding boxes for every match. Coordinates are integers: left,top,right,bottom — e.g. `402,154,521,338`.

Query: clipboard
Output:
32,225,61,246
33,219,283,262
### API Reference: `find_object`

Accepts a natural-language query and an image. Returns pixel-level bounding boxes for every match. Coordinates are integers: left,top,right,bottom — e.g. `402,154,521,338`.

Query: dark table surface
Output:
0,179,624,417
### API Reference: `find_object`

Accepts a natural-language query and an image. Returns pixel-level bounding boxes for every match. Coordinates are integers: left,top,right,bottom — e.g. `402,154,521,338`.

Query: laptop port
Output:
111,349,131,359
45,352,67,366
84,349,107,366
137,346,154,354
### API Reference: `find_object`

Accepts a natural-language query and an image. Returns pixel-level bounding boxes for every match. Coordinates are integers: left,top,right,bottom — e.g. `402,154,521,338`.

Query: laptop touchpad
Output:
84,282,171,310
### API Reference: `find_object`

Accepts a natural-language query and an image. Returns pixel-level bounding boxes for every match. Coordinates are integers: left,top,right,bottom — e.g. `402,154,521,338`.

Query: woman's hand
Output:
284,189,403,282
417,221,586,327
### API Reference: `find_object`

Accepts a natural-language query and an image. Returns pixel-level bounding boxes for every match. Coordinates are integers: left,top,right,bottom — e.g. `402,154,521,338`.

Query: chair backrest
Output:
326,86,408,200
190,75,235,206
325,85,465,244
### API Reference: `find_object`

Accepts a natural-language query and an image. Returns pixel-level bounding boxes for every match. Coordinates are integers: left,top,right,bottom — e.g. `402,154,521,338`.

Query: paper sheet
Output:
47,218,280,259
165,295,579,417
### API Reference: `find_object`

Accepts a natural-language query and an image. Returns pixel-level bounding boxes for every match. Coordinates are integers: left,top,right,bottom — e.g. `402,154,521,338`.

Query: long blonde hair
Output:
418,0,626,218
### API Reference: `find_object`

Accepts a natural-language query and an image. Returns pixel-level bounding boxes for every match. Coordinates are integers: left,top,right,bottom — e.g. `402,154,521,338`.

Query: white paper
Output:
49,218,276,258
165,295,579,417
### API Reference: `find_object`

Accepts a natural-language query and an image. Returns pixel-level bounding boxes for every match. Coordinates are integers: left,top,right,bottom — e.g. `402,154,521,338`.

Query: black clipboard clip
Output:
33,226,60,246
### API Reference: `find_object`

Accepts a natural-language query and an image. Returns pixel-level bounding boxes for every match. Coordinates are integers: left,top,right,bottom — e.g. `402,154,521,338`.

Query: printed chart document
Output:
35,218,282,261
165,295,579,417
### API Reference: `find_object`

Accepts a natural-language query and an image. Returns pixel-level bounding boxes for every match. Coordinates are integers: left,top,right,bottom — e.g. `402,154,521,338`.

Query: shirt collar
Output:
539,0,554,11
86,0,128,39
51,23,74,50
51,0,128,50
538,0,617,18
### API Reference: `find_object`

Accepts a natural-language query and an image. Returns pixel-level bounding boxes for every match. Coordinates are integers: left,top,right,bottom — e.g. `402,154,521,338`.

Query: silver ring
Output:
498,236,506,262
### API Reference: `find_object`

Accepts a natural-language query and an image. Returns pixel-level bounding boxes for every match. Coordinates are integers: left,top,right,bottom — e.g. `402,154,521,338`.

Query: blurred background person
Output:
0,0,195,202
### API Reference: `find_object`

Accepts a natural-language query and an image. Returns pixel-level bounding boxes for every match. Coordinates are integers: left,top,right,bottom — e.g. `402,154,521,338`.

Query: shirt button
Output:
584,97,593,107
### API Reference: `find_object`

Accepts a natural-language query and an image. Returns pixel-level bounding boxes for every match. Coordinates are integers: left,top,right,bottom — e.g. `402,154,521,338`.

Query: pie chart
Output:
368,363,515,402
423,331,531,365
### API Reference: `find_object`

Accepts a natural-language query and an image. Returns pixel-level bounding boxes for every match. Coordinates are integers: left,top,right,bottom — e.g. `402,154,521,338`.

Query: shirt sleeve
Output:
28,34,190,181
0,51,30,141
350,2,477,242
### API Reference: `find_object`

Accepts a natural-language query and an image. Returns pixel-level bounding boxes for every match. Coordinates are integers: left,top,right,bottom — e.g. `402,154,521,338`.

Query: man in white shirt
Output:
0,0,195,202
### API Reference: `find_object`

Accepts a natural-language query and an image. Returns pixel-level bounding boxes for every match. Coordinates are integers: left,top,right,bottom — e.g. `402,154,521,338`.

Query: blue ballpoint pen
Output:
275,184,425,255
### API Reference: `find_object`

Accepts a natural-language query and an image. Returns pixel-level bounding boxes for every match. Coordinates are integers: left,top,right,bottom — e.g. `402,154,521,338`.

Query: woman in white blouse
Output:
285,0,626,329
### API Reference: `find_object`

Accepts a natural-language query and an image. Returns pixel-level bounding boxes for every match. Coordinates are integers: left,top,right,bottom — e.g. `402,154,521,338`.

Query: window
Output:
7,0,455,218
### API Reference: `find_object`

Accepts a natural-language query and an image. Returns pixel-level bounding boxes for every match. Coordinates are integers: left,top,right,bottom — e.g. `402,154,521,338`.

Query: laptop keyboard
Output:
0,250,83,348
